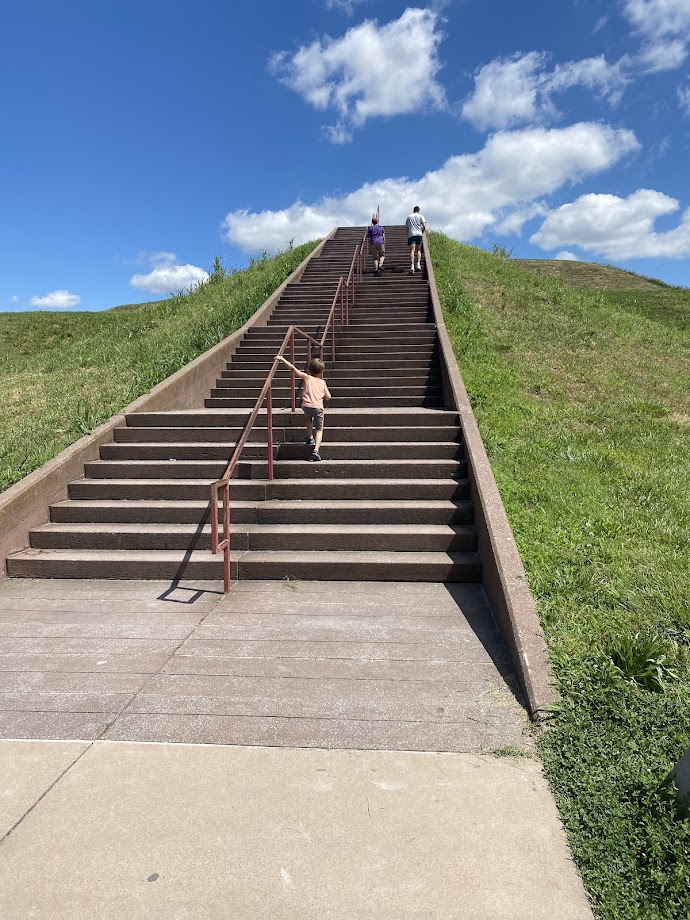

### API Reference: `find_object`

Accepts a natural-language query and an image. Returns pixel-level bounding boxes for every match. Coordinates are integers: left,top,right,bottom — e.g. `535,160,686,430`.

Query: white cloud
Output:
556,251,580,260
495,201,549,236
462,51,628,130
622,0,690,71
678,81,690,114
531,189,690,259
594,15,609,31
10,295,20,303
322,121,353,144
269,8,446,140
223,122,639,252
129,252,209,293
324,0,367,15
30,290,82,309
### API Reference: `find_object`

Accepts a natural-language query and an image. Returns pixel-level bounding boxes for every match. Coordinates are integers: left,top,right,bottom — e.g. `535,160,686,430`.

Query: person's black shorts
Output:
303,406,324,431
408,234,423,247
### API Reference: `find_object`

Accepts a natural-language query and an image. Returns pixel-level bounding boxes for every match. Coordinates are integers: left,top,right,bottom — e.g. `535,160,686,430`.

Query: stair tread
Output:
37,522,474,534
54,499,470,509
11,548,479,562
72,477,467,484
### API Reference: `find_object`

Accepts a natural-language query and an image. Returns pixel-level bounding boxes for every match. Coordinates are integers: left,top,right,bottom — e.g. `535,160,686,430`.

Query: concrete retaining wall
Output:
424,235,558,717
0,233,335,577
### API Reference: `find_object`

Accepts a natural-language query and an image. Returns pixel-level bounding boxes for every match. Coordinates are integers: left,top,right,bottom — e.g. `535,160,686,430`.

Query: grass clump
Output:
609,631,679,693
430,230,690,919
0,242,318,493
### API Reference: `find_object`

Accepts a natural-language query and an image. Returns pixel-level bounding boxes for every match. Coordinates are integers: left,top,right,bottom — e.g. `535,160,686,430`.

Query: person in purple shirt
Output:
366,216,385,276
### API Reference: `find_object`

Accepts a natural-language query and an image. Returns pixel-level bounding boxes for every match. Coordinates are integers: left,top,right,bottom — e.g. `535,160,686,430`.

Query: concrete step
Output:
124,409,460,428
228,357,439,371
219,374,441,388
114,425,461,444
208,385,443,399
6,548,481,582
69,478,470,501
204,396,445,409
243,331,437,344
101,442,463,461
235,343,436,355
29,522,477,553
83,458,466,481
50,499,474,525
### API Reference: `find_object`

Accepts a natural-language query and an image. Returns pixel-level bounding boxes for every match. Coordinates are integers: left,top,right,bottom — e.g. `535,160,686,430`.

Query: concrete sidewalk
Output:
0,739,592,919
0,576,592,917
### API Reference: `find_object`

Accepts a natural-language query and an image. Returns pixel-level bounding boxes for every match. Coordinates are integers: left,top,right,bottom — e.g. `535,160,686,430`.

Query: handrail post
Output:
307,339,312,368
267,384,274,481
223,485,230,593
211,483,219,554
290,328,296,412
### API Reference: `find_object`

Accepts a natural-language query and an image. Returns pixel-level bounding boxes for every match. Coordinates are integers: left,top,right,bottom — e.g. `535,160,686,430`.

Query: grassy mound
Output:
431,231,690,920
516,258,674,291
0,242,318,493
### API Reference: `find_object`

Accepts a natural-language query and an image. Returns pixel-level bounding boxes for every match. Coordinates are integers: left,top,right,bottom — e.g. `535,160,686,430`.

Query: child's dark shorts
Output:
303,406,324,431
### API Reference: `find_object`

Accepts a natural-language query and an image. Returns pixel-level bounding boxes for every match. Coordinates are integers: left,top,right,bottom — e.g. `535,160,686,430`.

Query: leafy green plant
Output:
492,242,514,260
609,632,679,692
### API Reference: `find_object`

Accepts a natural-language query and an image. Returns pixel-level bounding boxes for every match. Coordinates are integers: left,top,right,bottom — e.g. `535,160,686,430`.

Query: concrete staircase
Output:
8,227,481,582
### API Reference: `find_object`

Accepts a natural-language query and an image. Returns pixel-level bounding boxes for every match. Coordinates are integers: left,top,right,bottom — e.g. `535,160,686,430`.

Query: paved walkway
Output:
0,578,528,750
0,577,592,918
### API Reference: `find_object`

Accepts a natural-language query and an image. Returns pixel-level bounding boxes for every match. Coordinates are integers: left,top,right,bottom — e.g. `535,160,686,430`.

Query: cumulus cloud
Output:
30,290,82,309
556,251,580,260
129,252,209,294
269,8,446,140
622,0,690,71
495,201,549,236
462,51,628,130
531,188,690,259
223,122,639,252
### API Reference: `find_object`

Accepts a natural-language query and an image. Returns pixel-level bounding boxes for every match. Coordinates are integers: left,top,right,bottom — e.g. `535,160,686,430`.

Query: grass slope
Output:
0,242,318,493
431,232,690,920
517,259,674,291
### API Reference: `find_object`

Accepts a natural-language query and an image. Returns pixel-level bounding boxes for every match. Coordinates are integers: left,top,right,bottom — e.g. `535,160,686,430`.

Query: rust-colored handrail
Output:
346,240,367,321
210,254,353,591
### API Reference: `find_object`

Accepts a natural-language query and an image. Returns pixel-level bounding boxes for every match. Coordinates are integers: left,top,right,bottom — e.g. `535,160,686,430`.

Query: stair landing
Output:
0,577,529,751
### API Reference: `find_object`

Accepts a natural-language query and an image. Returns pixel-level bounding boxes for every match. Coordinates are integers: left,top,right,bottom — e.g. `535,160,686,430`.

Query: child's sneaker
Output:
305,436,315,447
409,267,415,274
416,262,422,271
308,450,321,462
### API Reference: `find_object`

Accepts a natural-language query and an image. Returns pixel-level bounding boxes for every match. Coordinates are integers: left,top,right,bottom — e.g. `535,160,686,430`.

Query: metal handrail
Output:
210,250,353,591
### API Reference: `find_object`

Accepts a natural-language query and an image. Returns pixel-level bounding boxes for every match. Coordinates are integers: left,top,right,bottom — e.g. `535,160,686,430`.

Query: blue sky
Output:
2,0,690,312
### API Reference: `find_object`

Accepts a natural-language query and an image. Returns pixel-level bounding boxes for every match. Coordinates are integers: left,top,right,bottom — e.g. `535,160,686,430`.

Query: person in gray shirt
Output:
405,206,427,274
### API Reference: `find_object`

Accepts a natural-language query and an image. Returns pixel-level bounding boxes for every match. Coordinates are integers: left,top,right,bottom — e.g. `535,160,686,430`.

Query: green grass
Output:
430,231,690,920
517,258,675,291
0,242,318,493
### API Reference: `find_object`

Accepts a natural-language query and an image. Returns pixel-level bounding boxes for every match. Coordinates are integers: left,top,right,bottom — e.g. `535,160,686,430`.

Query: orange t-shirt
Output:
301,375,330,410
